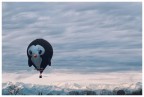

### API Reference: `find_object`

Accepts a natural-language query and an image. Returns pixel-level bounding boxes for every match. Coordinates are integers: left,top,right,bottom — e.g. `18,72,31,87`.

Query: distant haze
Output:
2,2,142,74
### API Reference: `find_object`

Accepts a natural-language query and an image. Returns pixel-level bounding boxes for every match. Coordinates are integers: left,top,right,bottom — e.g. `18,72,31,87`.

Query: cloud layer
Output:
2,2,142,73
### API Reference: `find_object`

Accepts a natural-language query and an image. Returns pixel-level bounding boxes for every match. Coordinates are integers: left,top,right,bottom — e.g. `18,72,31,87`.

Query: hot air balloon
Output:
27,39,53,78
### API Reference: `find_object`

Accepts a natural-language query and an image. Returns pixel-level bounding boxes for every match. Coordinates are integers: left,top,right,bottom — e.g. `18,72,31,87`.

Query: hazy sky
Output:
2,2,142,74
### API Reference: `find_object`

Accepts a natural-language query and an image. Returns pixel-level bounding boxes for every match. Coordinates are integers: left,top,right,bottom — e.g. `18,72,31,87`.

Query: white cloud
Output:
2,2,142,73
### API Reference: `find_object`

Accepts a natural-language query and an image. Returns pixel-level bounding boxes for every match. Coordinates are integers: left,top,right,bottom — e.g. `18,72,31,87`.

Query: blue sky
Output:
2,2,142,74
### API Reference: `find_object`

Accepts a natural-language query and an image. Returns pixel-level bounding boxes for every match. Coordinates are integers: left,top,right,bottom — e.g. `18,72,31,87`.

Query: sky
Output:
2,2,142,74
